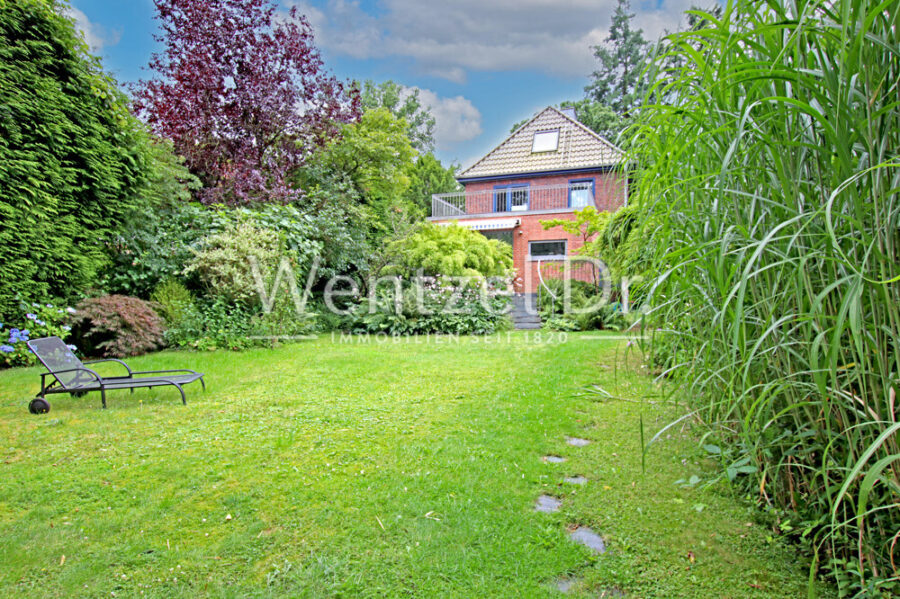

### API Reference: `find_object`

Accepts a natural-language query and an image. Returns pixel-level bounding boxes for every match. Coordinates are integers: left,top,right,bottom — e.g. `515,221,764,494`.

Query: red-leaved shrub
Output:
71,295,165,358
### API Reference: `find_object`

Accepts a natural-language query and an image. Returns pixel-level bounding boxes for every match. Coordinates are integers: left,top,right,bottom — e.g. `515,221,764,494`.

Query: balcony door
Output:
493,184,529,212
569,179,595,209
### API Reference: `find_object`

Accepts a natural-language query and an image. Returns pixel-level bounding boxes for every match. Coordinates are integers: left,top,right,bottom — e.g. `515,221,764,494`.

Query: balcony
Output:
430,181,621,219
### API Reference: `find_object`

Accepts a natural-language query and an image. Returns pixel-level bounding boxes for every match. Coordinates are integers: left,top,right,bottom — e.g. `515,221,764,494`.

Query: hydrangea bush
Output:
0,302,76,368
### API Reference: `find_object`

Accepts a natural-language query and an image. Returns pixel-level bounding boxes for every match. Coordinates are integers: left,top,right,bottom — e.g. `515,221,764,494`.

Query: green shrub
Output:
541,315,582,332
162,298,257,351
231,203,348,282
386,224,513,278
0,0,152,320
105,201,367,300
340,279,511,335
250,301,317,341
163,297,315,351
542,304,629,332
537,279,629,332
105,202,214,298
150,279,194,325
70,295,165,358
538,279,599,314
183,221,297,306
0,302,76,368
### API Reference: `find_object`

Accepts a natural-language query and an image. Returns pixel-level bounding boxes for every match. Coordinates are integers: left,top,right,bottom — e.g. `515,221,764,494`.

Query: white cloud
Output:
291,0,698,82
64,5,120,53
287,0,381,58
407,87,483,150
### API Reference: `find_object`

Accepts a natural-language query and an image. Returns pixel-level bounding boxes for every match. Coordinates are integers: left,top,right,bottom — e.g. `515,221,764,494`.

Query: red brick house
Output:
428,106,627,299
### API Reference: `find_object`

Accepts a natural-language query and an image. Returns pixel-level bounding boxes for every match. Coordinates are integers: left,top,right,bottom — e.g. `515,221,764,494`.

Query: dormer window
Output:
532,129,559,153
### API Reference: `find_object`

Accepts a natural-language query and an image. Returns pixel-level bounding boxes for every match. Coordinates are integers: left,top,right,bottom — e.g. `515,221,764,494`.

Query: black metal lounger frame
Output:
26,337,205,410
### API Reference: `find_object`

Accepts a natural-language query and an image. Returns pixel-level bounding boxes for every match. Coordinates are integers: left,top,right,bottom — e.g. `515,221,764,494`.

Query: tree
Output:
404,153,459,216
559,99,627,142
0,0,152,319
133,0,358,206
302,108,417,238
508,117,528,134
571,3,722,143
101,138,203,298
137,138,202,206
360,80,436,153
541,207,612,255
585,0,649,115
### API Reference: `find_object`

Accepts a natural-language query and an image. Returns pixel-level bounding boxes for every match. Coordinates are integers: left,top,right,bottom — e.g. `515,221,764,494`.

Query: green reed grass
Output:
631,0,899,595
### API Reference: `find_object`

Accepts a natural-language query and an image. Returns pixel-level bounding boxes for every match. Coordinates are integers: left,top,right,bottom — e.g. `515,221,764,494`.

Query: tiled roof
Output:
458,106,624,180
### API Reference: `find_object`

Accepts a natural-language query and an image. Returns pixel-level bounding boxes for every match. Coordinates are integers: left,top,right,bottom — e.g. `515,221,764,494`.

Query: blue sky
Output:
66,0,695,168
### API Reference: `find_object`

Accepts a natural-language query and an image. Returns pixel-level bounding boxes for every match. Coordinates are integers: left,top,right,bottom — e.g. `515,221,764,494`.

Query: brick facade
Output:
462,171,624,214
435,170,626,293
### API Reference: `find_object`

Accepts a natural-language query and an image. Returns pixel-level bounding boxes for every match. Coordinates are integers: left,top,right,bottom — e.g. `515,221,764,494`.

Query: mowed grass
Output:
0,332,827,598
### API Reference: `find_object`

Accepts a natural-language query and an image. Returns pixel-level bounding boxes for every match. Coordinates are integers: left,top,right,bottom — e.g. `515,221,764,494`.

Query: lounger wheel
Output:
29,397,50,414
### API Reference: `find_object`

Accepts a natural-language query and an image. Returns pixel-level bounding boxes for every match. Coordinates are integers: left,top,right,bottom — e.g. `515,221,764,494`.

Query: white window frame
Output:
531,129,560,153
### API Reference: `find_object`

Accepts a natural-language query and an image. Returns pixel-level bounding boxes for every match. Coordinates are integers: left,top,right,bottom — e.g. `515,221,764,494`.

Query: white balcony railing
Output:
431,181,622,218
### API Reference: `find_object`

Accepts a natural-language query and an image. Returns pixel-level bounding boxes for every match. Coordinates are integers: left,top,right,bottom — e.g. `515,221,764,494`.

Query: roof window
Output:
532,129,559,153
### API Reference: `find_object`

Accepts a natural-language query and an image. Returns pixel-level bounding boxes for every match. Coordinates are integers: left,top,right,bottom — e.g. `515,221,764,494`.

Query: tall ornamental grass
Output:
632,1,899,595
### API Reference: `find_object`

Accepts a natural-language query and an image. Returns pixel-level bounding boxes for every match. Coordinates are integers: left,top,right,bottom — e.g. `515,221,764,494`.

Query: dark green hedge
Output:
0,0,149,319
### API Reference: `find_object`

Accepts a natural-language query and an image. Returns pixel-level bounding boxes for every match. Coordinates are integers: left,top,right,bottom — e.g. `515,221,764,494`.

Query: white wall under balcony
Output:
434,218,520,231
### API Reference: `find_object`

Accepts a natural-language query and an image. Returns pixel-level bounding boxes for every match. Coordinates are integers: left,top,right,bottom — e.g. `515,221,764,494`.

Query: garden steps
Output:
511,293,541,330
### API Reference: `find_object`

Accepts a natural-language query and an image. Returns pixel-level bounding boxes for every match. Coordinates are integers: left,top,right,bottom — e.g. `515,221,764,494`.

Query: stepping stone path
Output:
566,437,591,447
534,495,562,513
568,526,606,554
540,436,608,593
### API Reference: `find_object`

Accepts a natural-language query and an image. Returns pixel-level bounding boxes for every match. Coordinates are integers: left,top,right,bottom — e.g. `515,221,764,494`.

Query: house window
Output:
480,229,514,248
569,179,595,209
493,184,529,212
532,129,559,153
529,240,567,260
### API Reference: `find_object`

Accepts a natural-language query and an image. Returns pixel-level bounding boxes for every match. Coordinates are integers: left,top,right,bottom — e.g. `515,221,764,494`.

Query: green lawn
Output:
0,332,826,598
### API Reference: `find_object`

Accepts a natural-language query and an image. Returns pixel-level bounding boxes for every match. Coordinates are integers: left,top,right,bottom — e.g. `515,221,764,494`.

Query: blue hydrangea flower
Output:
35,319,45,326
21,329,29,335
46,303,53,308
67,344,78,352
0,345,14,353
62,325,71,332
66,307,77,314
25,313,36,320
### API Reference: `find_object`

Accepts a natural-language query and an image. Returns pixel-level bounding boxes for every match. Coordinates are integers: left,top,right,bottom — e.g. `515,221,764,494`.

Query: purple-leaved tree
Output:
133,0,359,205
